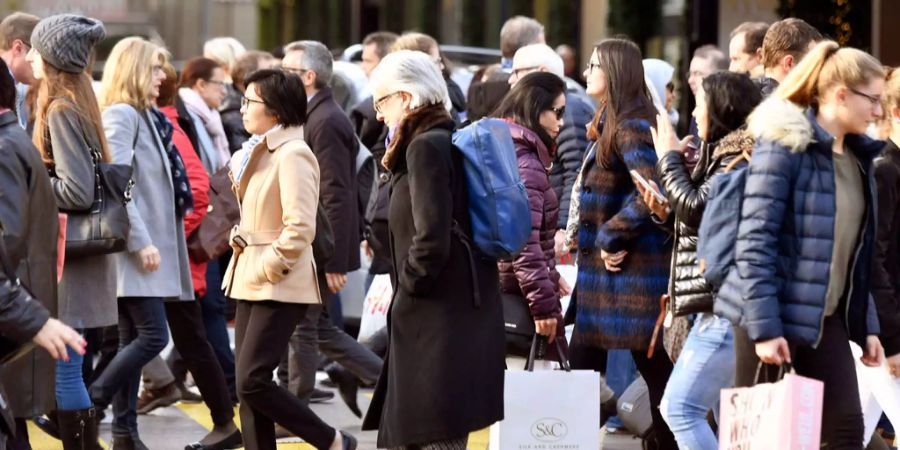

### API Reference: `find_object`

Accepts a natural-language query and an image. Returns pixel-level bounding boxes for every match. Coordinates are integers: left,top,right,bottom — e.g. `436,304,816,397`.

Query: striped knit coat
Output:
573,118,673,350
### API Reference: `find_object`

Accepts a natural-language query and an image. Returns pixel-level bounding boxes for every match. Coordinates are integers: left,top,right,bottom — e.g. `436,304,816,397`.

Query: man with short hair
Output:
500,15,545,70
756,17,822,96
728,21,769,75
509,44,595,241
280,40,381,420
360,31,397,78
688,44,728,96
0,12,39,128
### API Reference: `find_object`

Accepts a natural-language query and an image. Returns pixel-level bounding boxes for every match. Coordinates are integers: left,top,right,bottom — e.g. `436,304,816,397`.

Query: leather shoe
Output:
32,411,60,440
310,387,334,403
341,431,357,450
111,435,150,450
325,364,361,418
184,429,243,449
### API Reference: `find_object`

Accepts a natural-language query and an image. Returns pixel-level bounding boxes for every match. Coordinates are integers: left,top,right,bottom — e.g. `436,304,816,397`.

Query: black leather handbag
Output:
502,293,536,356
61,147,133,258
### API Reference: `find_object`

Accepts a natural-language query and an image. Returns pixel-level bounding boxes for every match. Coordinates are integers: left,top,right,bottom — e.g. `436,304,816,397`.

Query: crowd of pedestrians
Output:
0,8,899,450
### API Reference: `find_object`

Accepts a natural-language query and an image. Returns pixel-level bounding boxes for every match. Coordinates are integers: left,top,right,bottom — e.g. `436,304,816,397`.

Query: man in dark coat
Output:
284,41,360,300
0,64,61,442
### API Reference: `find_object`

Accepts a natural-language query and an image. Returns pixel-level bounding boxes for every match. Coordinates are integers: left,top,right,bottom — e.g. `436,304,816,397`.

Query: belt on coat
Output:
231,227,281,255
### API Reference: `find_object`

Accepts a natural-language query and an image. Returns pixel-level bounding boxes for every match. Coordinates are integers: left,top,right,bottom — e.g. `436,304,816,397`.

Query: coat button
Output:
282,269,290,275
379,173,391,183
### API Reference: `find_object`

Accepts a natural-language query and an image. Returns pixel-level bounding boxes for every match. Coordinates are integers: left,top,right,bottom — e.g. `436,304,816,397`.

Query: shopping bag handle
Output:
753,362,794,384
525,335,572,372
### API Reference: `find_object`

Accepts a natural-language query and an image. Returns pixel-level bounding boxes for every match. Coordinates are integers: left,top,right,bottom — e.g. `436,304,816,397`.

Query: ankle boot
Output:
58,407,102,450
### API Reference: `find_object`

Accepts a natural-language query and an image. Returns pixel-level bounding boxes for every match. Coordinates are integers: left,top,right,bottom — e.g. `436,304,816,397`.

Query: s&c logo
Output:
530,418,568,442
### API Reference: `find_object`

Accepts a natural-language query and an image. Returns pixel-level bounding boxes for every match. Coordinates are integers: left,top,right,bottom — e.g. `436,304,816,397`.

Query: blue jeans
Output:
605,350,638,428
203,260,237,401
661,314,735,450
56,338,92,410
90,297,169,438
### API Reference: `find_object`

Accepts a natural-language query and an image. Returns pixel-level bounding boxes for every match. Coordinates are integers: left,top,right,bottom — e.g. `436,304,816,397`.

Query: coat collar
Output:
265,125,304,150
0,110,18,128
504,120,553,170
306,87,334,118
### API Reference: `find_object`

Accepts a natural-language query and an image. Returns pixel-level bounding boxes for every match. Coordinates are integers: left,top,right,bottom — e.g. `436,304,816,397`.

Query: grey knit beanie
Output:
30,14,105,74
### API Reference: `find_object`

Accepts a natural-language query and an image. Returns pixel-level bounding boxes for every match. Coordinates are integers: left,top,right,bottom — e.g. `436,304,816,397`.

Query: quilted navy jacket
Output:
714,98,881,348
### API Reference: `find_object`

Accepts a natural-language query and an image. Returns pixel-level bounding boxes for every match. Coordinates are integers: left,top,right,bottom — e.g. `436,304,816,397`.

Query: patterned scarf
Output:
148,107,194,218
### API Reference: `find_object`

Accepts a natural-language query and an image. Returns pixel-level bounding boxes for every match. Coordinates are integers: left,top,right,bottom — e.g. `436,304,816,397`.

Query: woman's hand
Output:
650,113,693,159
554,230,567,257
861,335,885,368
138,245,161,272
887,353,900,378
534,317,558,343
558,276,572,297
755,337,792,365
600,249,627,273
32,318,85,362
634,178,669,221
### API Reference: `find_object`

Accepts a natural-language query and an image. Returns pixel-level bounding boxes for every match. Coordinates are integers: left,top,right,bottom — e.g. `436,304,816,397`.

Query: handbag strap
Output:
525,335,572,372
753,362,793,384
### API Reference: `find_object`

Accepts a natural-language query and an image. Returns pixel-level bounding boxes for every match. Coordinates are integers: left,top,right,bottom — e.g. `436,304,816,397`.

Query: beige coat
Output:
222,126,322,304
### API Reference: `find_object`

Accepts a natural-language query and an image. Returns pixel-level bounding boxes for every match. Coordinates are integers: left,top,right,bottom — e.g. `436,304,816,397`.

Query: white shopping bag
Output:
490,364,600,449
357,274,392,344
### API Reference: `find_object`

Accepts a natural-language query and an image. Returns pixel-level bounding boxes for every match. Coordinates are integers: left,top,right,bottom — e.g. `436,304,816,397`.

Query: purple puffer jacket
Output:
498,120,562,321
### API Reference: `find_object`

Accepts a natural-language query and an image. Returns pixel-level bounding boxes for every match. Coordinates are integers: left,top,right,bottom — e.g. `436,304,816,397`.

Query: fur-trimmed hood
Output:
747,97,813,153
747,97,883,161
713,128,755,160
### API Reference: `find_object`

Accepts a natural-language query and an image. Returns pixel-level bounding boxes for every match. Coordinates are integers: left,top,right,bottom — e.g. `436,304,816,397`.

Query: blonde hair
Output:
775,40,884,107
391,32,438,55
100,37,168,110
882,67,900,137
203,37,245,74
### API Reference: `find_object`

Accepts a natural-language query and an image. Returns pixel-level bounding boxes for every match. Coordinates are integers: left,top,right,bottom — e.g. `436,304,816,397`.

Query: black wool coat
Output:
362,114,505,448
306,88,361,274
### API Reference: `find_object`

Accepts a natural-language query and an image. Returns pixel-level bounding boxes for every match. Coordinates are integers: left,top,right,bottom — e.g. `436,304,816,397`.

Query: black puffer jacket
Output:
551,93,594,229
656,128,754,316
219,84,250,153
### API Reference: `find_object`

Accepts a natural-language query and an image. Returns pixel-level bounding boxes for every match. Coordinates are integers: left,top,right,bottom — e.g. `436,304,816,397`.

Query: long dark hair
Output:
492,71,566,152
586,39,657,167
701,71,763,143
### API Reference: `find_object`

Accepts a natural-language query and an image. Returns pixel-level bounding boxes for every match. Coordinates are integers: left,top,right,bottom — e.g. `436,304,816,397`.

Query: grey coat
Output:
48,101,118,328
102,104,193,300
0,110,59,417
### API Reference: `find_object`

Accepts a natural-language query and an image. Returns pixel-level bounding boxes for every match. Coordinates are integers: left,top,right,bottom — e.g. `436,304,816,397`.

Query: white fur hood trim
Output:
747,97,814,153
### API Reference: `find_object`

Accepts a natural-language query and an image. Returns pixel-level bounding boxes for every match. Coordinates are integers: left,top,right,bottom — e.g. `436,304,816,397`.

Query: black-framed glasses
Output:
550,105,566,120
374,91,403,114
585,62,601,73
848,87,882,108
241,96,266,108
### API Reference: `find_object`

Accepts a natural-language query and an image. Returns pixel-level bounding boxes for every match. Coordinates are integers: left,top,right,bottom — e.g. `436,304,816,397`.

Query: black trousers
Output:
631,349,679,450
235,300,335,450
733,316,864,449
164,301,234,426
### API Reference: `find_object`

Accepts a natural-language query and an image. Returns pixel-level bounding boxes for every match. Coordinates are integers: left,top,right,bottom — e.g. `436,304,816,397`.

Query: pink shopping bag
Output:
57,213,67,282
719,372,823,450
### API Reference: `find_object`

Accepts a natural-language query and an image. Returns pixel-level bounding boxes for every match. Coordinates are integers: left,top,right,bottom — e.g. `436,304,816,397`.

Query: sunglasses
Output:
550,105,566,120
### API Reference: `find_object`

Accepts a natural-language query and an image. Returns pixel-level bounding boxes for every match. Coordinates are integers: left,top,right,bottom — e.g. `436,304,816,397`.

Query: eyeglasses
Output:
152,65,165,74
585,62,601,73
241,96,266,108
206,79,227,88
282,66,308,76
848,87,882,108
550,105,566,120
374,91,403,114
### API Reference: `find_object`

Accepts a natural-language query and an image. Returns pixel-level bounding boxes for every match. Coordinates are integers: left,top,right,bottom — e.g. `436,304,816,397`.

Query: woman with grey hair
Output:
360,50,505,450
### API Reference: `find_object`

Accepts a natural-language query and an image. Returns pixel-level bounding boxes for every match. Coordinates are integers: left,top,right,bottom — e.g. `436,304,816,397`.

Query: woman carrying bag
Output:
26,14,113,449
491,72,571,361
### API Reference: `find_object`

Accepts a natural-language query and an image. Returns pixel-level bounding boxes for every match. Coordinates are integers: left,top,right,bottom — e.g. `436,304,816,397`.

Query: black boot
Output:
57,407,102,450
325,364,361,418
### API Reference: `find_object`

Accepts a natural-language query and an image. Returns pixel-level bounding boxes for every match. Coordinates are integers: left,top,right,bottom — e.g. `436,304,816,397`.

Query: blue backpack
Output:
451,118,531,260
696,153,750,289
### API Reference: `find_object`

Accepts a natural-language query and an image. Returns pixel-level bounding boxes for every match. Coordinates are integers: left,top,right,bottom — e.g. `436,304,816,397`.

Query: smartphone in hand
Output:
630,170,667,203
